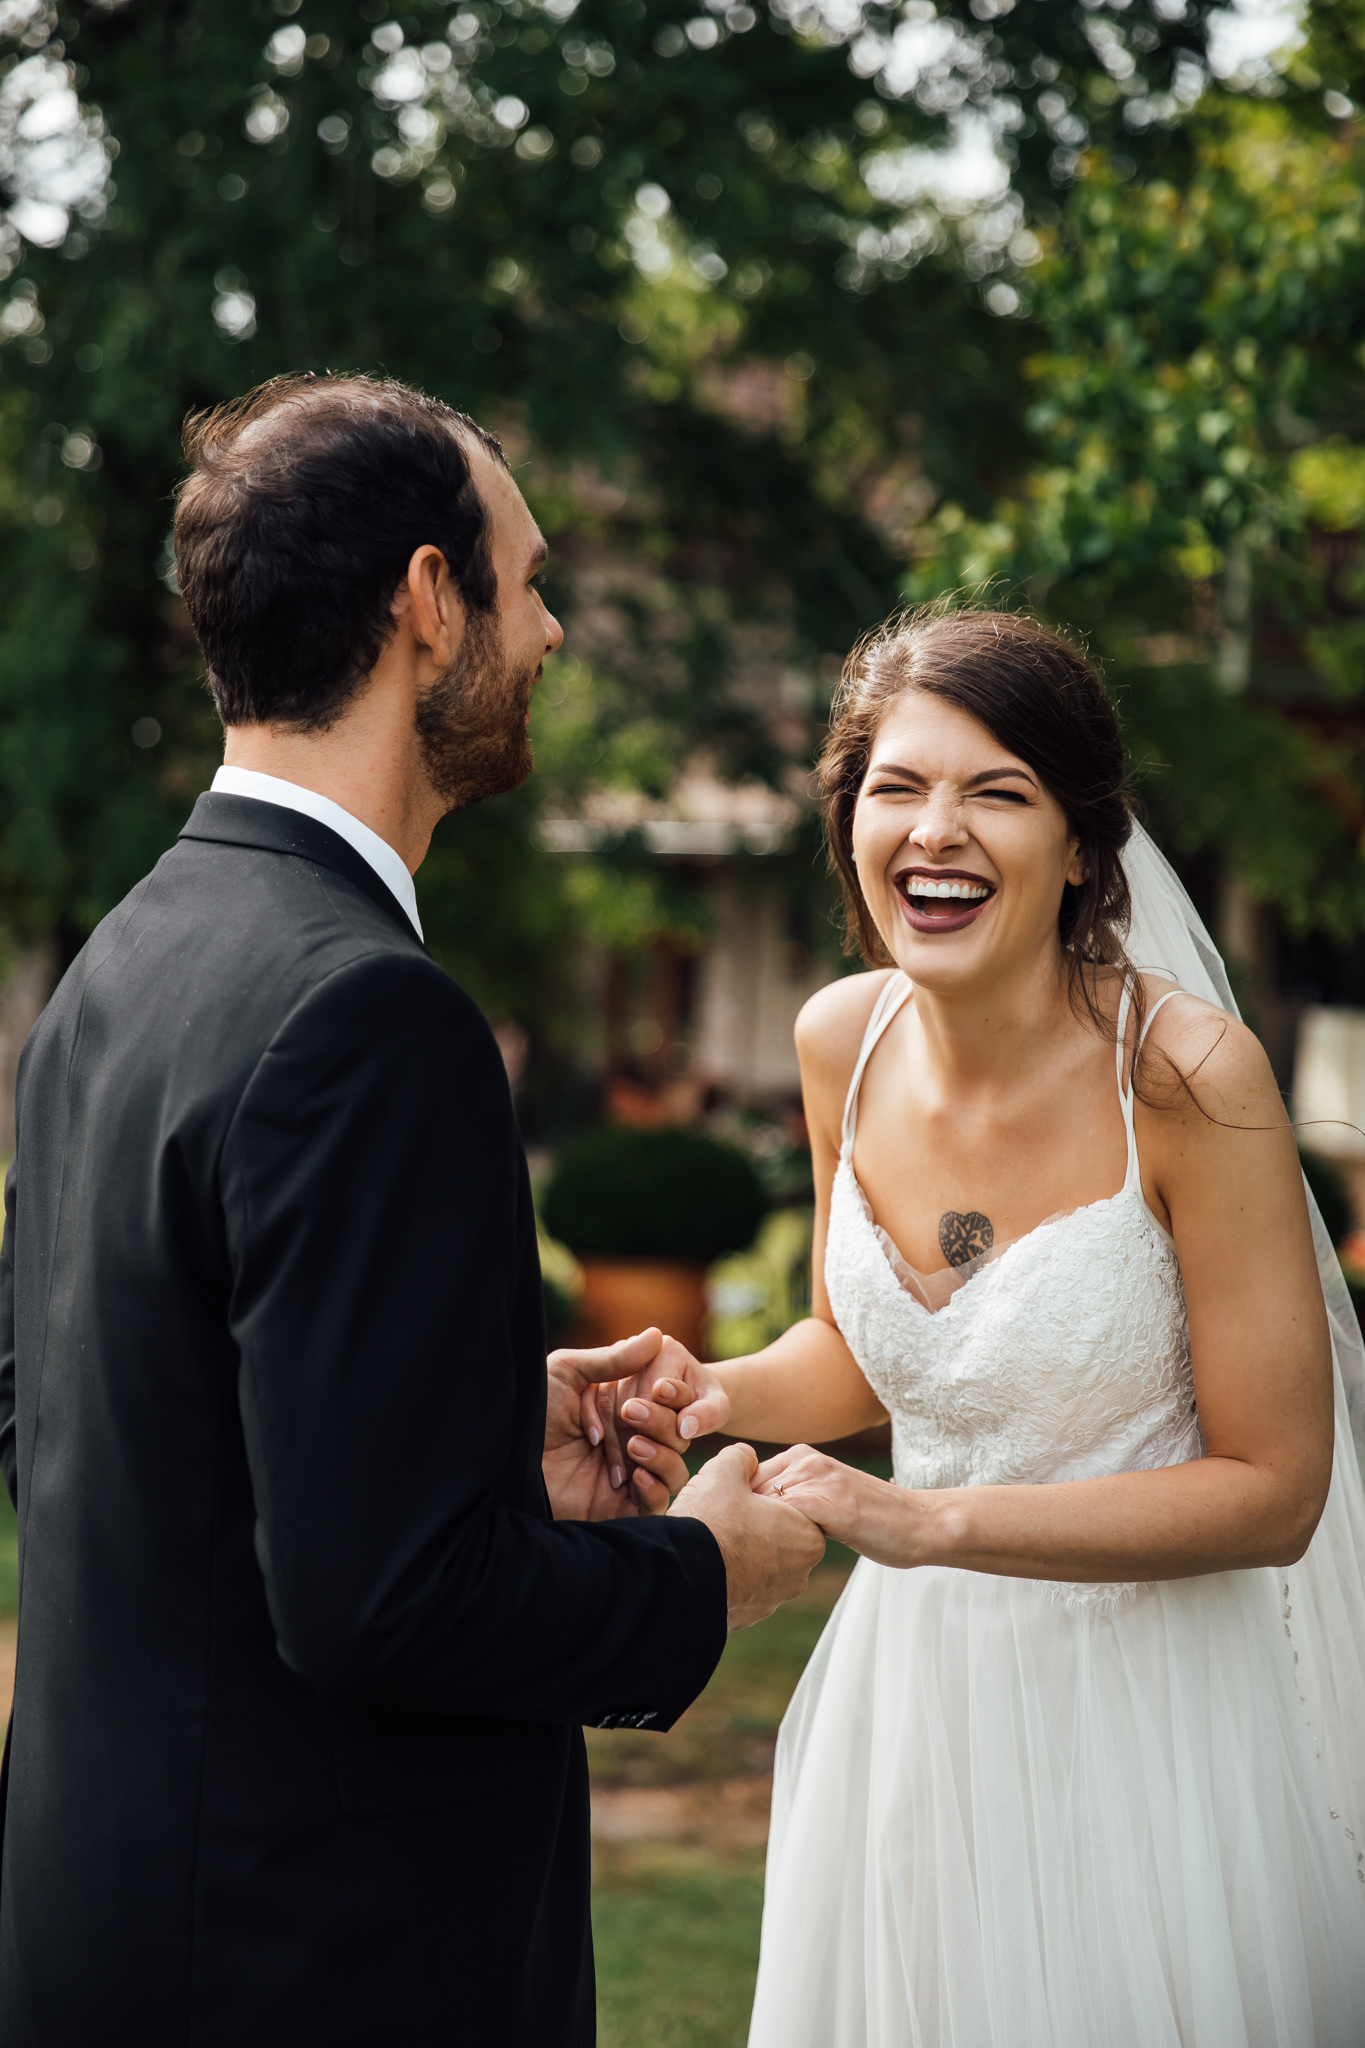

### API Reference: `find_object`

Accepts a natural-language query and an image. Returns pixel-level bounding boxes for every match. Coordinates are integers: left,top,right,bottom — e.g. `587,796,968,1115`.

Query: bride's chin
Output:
883,930,993,982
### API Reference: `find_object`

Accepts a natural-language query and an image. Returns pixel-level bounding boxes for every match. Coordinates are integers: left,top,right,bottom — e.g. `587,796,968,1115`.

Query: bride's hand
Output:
626,1335,732,1449
583,1334,733,1495
753,1447,927,1569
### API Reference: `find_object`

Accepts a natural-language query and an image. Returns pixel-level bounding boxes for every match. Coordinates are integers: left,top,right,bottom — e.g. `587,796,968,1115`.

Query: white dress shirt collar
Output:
210,765,423,941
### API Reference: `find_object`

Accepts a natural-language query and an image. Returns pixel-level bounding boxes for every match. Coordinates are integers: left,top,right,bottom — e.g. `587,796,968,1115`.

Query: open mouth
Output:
895,868,995,935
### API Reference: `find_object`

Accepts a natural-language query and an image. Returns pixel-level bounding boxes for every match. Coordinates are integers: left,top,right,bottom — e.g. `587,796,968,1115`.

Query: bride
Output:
597,607,1365,2045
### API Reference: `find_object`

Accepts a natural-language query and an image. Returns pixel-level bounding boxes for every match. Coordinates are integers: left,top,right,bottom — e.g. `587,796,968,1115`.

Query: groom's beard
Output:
415,611,537,813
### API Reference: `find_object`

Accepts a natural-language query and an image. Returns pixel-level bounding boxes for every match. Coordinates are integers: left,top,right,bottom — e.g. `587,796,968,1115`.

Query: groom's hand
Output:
544,1330,691,1522
670,1444,825,1630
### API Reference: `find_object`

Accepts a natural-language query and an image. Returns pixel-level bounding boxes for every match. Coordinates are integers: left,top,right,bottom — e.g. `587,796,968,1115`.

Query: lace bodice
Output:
825,973,1201,1610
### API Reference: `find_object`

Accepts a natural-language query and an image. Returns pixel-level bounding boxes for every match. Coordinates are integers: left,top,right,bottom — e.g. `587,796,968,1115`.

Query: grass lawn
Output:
585,1558,850,1791
593,1842,769,2048
590,1556,853,2048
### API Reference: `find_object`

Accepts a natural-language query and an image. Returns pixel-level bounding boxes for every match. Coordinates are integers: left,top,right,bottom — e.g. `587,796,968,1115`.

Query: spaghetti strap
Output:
841,973,914,1152
1117,977,1185,1191
1114,977,1135,1096
1138,986,1183,1051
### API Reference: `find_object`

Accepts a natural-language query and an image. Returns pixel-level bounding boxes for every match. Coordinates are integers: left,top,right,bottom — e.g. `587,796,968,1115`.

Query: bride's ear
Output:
1066,836,1087,889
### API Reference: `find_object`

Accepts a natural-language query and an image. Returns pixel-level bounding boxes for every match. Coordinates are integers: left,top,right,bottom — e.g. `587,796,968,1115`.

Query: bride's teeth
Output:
909,879,988,901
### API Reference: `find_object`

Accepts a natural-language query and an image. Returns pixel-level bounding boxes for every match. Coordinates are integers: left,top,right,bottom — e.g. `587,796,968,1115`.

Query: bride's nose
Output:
907,790,969,857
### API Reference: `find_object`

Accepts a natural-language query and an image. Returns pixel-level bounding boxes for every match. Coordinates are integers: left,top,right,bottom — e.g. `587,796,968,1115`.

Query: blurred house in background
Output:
539,771,834,1118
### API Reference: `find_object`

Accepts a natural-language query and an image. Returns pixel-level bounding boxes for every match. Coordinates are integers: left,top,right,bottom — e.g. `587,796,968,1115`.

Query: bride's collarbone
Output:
850,1101,1132,1275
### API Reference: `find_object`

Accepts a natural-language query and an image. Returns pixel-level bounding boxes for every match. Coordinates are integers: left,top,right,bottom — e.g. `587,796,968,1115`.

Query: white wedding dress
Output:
748,960,1365,2048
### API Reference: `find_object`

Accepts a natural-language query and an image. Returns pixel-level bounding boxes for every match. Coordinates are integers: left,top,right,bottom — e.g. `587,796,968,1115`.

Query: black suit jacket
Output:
0,794,726,2046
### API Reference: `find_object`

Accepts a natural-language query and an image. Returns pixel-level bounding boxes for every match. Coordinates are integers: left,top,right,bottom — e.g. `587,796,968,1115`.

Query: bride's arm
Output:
649,1309,885,1450
754,1002,1336,1580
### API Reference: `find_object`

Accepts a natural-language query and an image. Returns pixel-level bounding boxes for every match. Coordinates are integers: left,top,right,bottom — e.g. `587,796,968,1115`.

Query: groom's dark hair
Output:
174,372,509,731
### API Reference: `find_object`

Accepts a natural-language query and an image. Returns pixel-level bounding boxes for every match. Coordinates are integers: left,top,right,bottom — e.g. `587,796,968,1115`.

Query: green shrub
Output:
542,1126,768,1263
542,1273,577,1348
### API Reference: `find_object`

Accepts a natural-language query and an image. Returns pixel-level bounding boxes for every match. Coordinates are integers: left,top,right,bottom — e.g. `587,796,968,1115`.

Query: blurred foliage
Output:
540,1268,576,1343
541,1121,768,1257
708,1203,812,1357
903,83,1365,936
705,1097,813,1200
0,0,1362,1028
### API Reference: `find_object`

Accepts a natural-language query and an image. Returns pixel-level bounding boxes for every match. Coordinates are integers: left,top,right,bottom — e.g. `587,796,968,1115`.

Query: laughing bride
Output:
603,607,1365,2045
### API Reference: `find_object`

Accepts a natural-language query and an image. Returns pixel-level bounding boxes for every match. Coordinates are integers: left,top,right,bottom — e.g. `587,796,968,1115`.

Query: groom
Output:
0,373,822,2044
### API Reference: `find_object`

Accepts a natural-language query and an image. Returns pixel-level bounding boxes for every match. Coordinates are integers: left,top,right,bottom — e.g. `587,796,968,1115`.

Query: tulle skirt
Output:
748,1560,1365,2048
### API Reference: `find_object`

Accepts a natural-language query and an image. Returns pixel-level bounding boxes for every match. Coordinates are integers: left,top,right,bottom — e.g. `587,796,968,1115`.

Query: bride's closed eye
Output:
862,778,1035,804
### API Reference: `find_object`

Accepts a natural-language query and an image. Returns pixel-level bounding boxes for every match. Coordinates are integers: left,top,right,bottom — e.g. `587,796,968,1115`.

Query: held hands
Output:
583,1329,732,1464
578,1332,915,1568
670,1443,825,1630
556,1327,920,1568
543,1329,827,1622
544,1326,730,1520
544,1329,695,1520
752,1446,930,1570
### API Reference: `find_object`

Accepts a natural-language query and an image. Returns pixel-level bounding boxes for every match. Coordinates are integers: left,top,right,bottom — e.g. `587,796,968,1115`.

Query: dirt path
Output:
591,1775,772,1849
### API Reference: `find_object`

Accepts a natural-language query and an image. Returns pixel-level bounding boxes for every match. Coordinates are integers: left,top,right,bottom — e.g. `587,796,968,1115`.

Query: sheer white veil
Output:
1124,822,1365,1855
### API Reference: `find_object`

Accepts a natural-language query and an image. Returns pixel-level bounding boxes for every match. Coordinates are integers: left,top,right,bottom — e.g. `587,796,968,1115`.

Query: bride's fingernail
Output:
587,1425,602,1446
680,1417,698,1440
611,1464,624,1489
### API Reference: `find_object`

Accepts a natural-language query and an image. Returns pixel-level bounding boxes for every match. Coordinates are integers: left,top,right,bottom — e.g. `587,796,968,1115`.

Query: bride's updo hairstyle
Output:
819,606,1137,1027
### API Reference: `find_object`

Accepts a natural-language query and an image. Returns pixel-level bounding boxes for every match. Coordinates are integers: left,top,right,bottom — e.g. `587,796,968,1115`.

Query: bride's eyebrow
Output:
867,761,1038,788
962,766,1037,790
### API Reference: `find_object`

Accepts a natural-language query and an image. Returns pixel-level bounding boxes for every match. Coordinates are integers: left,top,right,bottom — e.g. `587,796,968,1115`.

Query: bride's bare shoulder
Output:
795,970,899,1083
1136,978,1282,1127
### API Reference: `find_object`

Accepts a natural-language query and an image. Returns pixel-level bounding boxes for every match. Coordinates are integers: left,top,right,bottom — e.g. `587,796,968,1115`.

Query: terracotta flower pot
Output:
571,1257,710,1362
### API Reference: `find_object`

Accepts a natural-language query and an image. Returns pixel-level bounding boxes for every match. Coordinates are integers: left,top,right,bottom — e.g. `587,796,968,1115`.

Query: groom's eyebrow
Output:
527,537,548,577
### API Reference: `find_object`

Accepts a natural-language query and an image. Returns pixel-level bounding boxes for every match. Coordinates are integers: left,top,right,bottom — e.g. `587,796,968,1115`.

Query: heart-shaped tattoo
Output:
938,1211,994,1267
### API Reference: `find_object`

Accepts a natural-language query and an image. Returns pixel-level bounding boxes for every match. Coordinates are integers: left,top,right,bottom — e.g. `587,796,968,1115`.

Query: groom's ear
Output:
397,545,464,671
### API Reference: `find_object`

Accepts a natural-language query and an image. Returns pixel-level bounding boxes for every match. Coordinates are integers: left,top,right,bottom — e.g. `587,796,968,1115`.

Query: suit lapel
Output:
178,793,421,943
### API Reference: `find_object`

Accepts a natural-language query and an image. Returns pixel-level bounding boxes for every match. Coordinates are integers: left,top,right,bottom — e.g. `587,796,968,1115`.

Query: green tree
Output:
0,0,1220,993
905,90,1365,937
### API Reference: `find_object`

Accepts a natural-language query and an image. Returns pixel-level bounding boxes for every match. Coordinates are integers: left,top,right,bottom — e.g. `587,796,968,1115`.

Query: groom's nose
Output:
541,600,564,655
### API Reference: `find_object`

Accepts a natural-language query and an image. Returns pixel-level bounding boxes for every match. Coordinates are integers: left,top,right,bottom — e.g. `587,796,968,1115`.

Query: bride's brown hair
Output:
818,605,1140,1045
